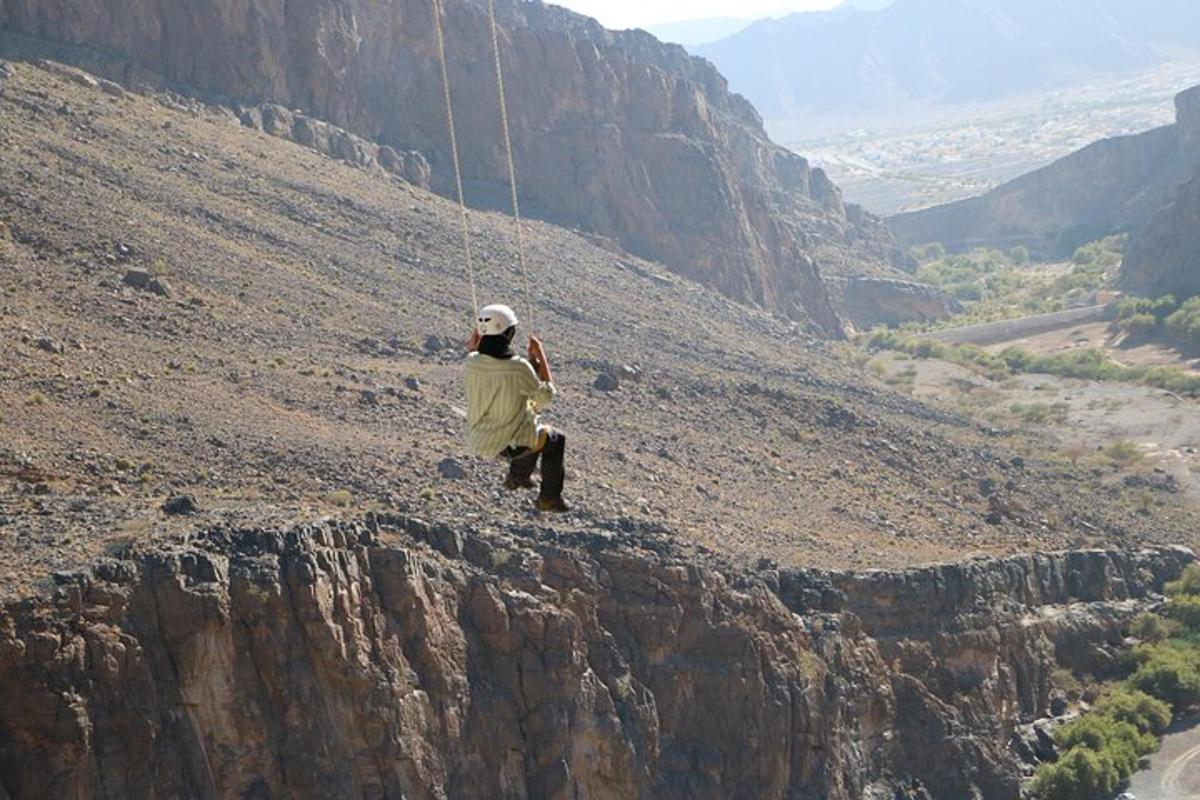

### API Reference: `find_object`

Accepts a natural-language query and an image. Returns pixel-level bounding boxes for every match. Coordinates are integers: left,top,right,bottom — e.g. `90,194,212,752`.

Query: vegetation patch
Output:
1031,564,1200,799
865,330,1200,396
909,237,1124,329
1115,294,1200,351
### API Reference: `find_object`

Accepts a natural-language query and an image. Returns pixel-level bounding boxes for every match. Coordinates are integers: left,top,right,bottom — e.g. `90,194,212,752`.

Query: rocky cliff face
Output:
0,516,1188,799
890,84,1200,259
0,0,902,334
1119,86,1200,297
828,276,961,331
1119,171,1200,297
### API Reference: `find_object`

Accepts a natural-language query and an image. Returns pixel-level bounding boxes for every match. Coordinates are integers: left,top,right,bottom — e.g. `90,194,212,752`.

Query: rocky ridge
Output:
890,84,1200,260
0,516,1189,799
0,0,907,333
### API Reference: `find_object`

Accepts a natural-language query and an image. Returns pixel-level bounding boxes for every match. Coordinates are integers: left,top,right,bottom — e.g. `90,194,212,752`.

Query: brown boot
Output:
536,496,570,514
504,476,536,491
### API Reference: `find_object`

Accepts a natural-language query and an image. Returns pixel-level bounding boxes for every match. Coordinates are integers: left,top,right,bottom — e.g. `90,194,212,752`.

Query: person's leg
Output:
537,429,567,508
505,447,537,490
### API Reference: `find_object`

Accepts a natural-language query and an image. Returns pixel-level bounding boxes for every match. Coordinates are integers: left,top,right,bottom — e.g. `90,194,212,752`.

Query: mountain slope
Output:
697,0,1200,118
1,59,1192,598
0,0,904,332
889,84,1200,257
643,17,754,46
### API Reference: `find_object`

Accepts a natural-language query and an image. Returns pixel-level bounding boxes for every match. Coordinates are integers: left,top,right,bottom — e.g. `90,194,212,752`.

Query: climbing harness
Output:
430,0,536,330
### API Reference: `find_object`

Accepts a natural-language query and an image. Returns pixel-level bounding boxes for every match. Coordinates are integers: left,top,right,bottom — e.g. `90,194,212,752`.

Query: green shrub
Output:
1103,440,1144,466
1010,245,1030,265
1167,564,1200,598
1057,714,1155,763
1165,297,1200,344
1165,594,1200,631
1127,643,1200,711
1011,401,1070,425
1119,313,1159,338
1092,689,1172,736
1031,746,1121,800
1129,611,1183,643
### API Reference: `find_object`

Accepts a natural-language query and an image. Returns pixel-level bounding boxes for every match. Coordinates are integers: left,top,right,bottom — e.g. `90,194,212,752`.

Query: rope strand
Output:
486,0,534,333
431,0,478,319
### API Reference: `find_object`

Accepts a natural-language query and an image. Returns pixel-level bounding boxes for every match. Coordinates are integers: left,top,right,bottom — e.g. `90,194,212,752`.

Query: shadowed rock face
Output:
1120,172,1200,298
0,0,900,334
1119,87,1200,297
0,517,1189,799
890,84,1200,260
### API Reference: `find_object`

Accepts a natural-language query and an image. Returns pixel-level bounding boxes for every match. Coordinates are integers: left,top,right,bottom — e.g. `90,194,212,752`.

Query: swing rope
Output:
485,0,535,333
430,0,478,319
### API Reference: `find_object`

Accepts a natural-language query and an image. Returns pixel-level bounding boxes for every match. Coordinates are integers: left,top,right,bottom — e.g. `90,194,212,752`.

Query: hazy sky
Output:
552,1,840,29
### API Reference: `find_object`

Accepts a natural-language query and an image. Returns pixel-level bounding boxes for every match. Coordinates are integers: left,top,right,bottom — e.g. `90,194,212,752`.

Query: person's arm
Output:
527,335,553,383
521,336,556,409
466,328,482,353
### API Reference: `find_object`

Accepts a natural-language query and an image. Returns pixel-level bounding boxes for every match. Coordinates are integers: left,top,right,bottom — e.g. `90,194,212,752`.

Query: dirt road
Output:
1128,720,1200,799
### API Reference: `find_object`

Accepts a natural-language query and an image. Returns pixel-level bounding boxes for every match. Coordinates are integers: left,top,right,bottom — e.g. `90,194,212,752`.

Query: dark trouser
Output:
504,428,566,500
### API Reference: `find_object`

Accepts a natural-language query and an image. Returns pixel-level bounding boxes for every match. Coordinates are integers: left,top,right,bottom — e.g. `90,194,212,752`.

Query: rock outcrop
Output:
1118,88,1200,297
890,84,1200,259
1120,172,1200,297
829,276,961,331
0,0,905,334
237,102,432,188
0,516,1189,799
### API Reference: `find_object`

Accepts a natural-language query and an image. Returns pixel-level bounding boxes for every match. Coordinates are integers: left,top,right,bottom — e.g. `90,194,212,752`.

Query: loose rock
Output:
161,495,200,515
122,269,172,297
436,458,466,480
593,372,620,392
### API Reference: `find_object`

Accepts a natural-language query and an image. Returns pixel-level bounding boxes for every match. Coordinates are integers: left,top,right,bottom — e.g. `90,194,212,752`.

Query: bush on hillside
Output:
1091,689,1172,736
1030,745,1121,800
1119,313,1159,338
1166,564,1200,598
1127,643,1200,712
1165,297,1200,343
1116,295,1177,322
1128,611,1183,643
1165,594,1200,632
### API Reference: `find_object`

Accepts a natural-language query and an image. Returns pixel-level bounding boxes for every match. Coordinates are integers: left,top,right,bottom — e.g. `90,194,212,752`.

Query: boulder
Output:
97,79,126,99
378,146,432,188
34,337,64,355
161,495,199,515
436,458,466,480
122,269,171,297
593,372,620,392
830,276,960,329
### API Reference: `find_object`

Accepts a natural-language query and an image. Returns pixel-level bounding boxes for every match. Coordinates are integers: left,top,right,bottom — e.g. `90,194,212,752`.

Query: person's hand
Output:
467,328,482,353
527,335,545,364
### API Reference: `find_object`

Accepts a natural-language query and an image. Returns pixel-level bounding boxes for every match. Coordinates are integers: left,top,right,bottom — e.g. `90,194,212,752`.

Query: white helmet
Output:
477,304,519,336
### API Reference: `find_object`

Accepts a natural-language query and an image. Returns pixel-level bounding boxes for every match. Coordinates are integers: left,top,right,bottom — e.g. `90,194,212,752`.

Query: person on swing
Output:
465,304,569,513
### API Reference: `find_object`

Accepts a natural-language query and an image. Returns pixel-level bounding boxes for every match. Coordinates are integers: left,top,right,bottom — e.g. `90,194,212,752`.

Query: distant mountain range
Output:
696,0,1200,118
643,1,895,47
644,17,754,46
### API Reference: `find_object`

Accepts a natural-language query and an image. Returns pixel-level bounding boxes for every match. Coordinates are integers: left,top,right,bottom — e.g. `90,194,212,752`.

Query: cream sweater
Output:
465,353,556,457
